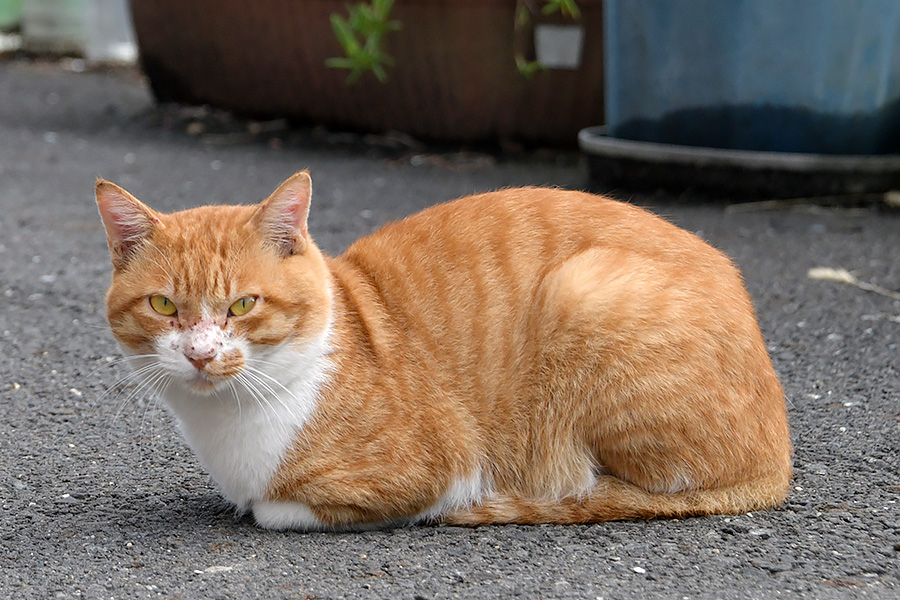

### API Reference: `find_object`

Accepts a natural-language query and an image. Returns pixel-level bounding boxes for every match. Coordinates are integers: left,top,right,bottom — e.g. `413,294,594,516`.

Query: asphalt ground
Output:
0,59,898,599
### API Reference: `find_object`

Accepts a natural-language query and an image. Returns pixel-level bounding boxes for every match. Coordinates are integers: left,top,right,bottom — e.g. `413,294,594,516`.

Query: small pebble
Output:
195,565,233,574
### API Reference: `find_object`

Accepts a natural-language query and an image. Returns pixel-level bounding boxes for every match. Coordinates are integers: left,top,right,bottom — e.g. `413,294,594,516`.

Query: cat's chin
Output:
189,378,218,395
183,371,229,396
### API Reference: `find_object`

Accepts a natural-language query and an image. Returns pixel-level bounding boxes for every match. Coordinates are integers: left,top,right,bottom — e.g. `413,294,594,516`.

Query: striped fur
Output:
97,171,791,529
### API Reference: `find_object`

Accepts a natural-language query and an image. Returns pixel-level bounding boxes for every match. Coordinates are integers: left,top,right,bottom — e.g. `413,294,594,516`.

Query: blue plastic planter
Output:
604,0,900,155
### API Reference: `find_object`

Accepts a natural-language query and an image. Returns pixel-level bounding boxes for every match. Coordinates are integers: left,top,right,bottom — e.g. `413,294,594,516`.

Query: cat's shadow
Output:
108,490,250,537
124,491,448,537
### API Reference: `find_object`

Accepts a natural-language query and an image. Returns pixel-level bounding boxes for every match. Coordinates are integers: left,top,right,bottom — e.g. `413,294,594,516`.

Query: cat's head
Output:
96,170,332,396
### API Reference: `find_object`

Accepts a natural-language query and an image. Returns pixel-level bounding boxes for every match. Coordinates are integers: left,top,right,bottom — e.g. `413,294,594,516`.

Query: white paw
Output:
252,500,326,531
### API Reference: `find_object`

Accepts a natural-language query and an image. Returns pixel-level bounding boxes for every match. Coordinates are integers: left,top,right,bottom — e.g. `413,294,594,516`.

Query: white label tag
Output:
534,24,585,70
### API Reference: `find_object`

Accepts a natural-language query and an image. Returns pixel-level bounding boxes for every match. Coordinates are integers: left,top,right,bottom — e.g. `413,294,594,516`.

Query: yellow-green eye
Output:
228,296,256,317
149,295,177,316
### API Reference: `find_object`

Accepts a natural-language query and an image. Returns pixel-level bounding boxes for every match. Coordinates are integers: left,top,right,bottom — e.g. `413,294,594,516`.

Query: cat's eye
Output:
228,296,257,317
149,295,177,316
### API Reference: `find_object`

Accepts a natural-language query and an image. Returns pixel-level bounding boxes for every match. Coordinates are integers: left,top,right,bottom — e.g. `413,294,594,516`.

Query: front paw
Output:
252,500,327,531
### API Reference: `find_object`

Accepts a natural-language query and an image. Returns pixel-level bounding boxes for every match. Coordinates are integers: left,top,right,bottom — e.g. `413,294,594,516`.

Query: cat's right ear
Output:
95,179,163,270
252,170,312,257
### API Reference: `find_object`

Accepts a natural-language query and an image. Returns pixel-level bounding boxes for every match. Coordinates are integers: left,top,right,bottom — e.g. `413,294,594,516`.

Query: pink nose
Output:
182,322,220,370
187,355,213,370
184,342,217,370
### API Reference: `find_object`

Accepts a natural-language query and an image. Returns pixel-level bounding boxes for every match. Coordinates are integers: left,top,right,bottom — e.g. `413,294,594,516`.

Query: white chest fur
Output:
158,329,333,509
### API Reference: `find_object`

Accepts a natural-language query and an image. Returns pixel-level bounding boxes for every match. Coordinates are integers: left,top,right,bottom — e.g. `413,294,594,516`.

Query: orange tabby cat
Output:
96,171,791,530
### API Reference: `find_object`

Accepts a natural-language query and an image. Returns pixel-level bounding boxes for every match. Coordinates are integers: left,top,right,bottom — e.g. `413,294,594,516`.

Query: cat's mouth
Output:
188,371,219,393
184,351,245,394
186,366,243,394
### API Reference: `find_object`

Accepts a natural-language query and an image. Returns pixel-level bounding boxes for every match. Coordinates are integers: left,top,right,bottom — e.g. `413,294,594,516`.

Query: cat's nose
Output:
182,322,221,370
184,343,217,370
187,355,213,370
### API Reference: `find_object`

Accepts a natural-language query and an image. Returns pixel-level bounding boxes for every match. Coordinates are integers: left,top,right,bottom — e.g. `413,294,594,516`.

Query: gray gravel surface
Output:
0,60,898,599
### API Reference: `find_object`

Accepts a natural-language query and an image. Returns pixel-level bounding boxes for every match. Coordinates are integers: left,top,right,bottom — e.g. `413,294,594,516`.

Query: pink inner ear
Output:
100,197,150,243
96,184,159,255
256,172,312,254
113,213,151,242
282,193,308,236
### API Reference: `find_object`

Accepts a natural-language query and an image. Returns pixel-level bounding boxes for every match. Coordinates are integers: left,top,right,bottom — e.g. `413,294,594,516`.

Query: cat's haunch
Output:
97,171,791,530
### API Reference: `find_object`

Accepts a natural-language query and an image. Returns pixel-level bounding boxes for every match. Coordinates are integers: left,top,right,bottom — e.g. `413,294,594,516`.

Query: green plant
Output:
327,0,581,83
515,0,582,78
542,0,581,19
325,0,401,83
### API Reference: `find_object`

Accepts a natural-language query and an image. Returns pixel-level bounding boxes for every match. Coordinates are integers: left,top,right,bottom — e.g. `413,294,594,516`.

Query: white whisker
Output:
242,356,292,369
240,364,314,452
148,375,174,439
138,370,171,434
114,365,167,423
234,371,277,429
85,354,164,397
225,379,242,420
240,366,294,413
103,363,161,413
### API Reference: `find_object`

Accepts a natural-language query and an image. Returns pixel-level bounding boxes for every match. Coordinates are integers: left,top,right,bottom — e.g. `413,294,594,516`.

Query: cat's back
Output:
327,187,755,386
337,187,730,287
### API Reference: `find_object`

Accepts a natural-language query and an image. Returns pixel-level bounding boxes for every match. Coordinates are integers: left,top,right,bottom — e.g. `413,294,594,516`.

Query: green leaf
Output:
326,0,399,84
542,0,581,19
516,57,547,79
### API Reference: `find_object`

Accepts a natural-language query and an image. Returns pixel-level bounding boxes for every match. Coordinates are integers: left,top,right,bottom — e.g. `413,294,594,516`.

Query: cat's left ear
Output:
95,179,163,270
252,170,312,256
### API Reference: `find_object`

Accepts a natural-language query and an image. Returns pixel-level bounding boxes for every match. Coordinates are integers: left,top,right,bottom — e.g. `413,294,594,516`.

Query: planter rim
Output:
579,127,900,174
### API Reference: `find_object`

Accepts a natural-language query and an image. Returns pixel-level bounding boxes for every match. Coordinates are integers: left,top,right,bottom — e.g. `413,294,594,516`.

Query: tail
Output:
442,474,790,525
